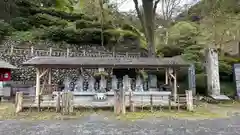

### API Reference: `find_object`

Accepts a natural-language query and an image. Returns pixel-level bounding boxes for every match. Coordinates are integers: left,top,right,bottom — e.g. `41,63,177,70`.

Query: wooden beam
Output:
169,72,176,80
39,68,49,78
48,68,52,84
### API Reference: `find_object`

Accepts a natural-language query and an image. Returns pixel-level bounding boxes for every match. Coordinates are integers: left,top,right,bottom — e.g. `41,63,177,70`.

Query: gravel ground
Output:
1,114,240,135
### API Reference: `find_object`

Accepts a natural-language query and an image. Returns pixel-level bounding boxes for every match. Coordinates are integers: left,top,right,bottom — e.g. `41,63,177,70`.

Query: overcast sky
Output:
116,0,200,12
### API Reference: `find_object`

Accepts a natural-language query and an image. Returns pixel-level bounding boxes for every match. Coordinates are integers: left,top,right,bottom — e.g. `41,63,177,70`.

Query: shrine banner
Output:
0,69,11,81
188,64,196,95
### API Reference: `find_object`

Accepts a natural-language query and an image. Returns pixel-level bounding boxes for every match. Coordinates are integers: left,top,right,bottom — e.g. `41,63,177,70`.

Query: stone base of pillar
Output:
149,88,158,91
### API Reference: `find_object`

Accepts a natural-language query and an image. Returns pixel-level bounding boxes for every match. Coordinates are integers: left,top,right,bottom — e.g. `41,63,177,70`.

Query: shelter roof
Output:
0,60,17,69
22,56,190,68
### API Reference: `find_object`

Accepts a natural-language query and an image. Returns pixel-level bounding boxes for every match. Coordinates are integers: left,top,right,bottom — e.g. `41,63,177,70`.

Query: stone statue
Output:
123,75,131,91
135,75,144,92
74,75,84,92
111,75,118,91
63,77,71,91
128,78,132,91
87,76,95,92
99,75,107,92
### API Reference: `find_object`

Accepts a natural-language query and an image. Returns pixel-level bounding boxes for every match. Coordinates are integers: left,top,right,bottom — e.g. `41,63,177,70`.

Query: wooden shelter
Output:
0,59,17,98
22,55,191,102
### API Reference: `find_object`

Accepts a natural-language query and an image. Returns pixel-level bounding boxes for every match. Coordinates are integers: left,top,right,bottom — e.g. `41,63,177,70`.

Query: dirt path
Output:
1,114,240,135
1,102,240,135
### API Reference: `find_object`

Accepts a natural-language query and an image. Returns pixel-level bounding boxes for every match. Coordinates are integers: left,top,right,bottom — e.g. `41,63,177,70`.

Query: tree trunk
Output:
142,0,155,57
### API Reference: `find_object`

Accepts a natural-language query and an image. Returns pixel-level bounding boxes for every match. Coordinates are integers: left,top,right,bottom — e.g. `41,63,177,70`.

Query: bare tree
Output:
160,0,182,21
159,0,186,45
132,0,186,56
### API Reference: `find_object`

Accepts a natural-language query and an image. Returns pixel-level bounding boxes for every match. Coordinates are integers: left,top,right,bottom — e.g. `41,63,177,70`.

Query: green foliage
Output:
195,73,207,95
30,13,68,27
10,17,32,31
168,21,198,40
32,8,96,21
0,20,13,40
44,27,105,44
121,24,142,37
158,45,183,57
221,82,235,97
75,20,113,29
11,29,45,42
55,0,74,13
219,56,239,81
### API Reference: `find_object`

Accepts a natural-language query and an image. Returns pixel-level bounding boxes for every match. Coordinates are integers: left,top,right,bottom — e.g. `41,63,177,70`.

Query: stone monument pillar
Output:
100,75,107,92
135,75,144,92
111,75,118,91
123,75,131,91
63,77,71,92
87,76,95,92
205,48,220,96
148,74,158,91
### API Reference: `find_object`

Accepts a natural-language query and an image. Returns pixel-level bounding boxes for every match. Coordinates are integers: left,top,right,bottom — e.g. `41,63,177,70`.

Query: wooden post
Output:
10,45,13,55
49,47,52,56
48,69,52,85
15,92,23,113
186,90,193,111
114,89,121,114
125,52,129,57
129,91,135,112
37,95,41,112
66,48,70,57
62,92,68,115
150,94,153,112
36,68,40,104
173,69,177,102
61,92,73,115
177,95,180,111
168,95,171,111
165,68,168,84
83,50,86,56
120,88,126,114
56,92,61,112
112,51,115,57
68,92,74,113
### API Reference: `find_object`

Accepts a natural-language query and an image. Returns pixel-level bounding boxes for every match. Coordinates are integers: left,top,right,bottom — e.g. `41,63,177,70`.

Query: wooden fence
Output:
15,90,194,114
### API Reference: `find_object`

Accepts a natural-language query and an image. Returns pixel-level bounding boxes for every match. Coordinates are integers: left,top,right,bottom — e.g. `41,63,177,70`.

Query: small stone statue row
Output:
63,75,145,92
